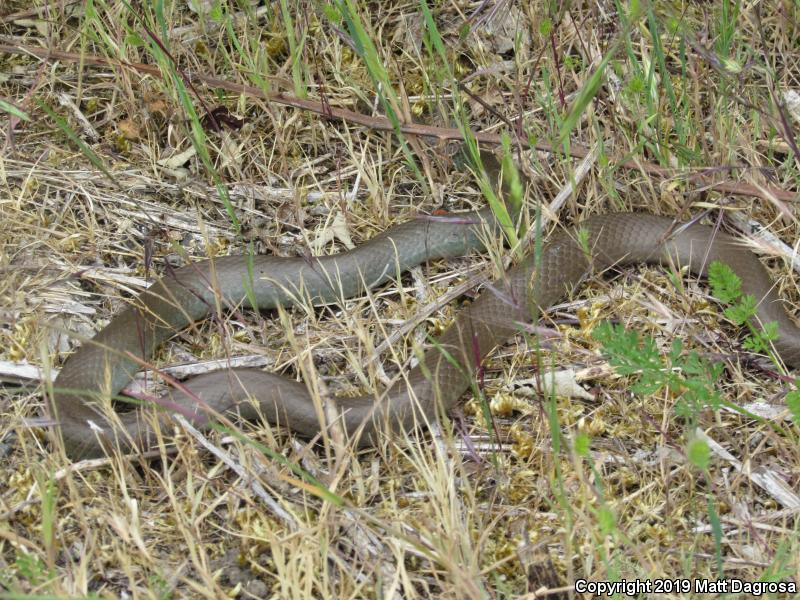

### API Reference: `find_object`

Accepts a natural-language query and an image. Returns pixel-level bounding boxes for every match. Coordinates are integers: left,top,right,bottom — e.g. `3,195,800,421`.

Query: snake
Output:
51,190,800,460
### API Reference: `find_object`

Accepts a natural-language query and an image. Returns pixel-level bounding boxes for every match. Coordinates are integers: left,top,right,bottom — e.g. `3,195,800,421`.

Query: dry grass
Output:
1,1,800,598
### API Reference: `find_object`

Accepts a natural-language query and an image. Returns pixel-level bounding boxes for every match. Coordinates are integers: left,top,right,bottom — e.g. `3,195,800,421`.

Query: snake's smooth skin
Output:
52,201,800,460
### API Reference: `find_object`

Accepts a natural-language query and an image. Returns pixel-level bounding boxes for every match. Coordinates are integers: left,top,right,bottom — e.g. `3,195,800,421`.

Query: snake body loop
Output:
52,208,800,459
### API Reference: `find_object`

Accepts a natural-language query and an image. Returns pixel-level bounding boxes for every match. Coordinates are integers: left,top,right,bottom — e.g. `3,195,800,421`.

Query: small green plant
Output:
707,261,780,365
148,573,175,600
14,551,48,586
709,261,800,427
687,436,711,470
593,259,800,460
573,431,591,457
786,389,800,428
592,319,723,473
592,322,724,425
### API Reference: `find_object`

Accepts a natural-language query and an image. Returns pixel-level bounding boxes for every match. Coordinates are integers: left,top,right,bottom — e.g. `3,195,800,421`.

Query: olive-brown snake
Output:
51,193,800,459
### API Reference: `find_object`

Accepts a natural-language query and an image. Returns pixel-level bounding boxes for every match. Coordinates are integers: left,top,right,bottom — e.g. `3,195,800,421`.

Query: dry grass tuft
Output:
1,1,799,598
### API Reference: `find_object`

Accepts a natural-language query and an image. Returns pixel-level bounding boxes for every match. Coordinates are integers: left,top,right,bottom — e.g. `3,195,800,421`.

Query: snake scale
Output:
51,178,800,460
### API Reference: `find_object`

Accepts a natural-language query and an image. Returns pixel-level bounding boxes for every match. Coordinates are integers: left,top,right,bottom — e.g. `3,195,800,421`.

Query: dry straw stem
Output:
1,1,800,598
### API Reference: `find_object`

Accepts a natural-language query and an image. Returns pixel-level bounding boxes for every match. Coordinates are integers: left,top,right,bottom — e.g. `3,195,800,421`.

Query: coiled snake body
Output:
52,208,800,459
